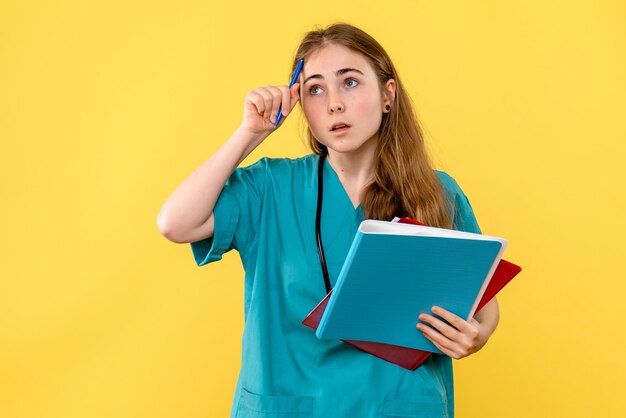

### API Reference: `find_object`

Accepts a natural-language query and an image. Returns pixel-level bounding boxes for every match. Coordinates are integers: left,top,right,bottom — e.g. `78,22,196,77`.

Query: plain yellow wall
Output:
1,1,625,417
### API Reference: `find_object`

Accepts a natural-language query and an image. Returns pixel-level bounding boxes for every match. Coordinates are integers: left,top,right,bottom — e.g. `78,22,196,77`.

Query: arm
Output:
156,127,265,244
156,83,300,244
416,297,500,360
473,297,499,336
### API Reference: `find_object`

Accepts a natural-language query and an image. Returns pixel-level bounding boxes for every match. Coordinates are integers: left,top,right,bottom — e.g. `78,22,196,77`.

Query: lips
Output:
330,122,351,131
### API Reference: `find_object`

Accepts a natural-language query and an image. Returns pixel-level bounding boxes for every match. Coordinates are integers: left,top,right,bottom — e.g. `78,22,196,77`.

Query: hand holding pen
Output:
239,59,304,137
275,59,304,126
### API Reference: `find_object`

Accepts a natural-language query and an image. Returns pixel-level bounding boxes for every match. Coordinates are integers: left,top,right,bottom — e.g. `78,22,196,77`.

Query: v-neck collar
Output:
322,155,364,214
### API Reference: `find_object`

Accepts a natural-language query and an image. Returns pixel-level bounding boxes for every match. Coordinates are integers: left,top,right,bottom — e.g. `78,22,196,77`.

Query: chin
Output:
316,137,350,152
326,142,364,155
318,134,377,155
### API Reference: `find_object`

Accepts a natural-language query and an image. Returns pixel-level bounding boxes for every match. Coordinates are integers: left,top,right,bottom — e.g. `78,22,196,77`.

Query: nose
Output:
329,103,344,113
328,92,345,113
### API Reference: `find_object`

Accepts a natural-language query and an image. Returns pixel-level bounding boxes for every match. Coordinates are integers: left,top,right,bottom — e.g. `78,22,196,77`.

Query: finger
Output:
288,83,300,113
246,91,266,117
422,332,453,358
418,319,479,358
253,87,273,123
419,324,461,359
418,313,461,341
431,306,473,334
262,87,277,123
266,86,283,124
277,85,291,117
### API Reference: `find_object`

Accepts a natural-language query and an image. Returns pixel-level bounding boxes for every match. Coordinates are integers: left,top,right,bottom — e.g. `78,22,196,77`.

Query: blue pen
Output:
274,59,304,127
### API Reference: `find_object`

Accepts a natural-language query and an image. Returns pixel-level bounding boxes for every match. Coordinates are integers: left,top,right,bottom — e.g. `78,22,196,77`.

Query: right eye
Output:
309,85,323,95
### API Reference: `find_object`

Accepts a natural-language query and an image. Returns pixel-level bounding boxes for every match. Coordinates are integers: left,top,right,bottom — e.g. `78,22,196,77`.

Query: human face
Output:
300,43,394,156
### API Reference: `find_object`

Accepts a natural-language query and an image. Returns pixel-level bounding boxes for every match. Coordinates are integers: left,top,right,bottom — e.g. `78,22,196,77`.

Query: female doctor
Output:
157,23,500,418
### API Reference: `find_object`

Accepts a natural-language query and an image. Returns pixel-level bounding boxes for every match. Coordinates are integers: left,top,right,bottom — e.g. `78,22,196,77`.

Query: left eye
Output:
345,79,358,88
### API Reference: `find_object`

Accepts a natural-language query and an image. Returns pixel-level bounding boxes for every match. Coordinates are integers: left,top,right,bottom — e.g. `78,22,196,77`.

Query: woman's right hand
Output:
239,83,301,137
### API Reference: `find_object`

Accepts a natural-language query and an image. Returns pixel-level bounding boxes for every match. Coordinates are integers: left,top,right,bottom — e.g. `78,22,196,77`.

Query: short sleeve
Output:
435,171,482,234
189,158,268,267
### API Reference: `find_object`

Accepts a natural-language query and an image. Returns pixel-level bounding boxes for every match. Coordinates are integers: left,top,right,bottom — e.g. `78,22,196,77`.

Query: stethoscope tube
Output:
316,154,333,295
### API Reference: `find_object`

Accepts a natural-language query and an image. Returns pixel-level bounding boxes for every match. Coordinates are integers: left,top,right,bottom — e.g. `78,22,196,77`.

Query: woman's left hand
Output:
416,306,491,360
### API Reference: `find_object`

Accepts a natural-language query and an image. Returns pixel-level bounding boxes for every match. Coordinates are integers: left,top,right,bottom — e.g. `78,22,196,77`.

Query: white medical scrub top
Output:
190,154,481,418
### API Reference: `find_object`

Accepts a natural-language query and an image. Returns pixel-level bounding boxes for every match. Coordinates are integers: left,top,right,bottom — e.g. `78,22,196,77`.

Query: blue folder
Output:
315,220,507,354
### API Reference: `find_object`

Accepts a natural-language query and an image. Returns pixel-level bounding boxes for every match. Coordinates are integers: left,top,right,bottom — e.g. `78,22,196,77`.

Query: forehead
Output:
302,43,374,78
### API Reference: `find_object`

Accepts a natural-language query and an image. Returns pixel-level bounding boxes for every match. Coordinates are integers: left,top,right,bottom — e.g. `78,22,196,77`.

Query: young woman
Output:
158,23,499,418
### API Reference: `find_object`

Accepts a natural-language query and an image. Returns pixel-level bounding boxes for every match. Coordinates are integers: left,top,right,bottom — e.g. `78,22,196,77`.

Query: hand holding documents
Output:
302,217,522,369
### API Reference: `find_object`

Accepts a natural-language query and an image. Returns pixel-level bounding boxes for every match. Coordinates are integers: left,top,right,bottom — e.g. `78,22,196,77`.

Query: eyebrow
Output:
302,68,365,85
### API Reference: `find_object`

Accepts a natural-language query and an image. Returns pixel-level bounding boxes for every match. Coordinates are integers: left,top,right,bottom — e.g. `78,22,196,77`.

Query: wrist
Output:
227,126,269,162
475,316,497,344
234,124,271,144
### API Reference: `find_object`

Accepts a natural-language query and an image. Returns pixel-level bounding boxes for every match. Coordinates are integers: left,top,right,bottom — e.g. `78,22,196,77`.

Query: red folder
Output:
302,217,522,370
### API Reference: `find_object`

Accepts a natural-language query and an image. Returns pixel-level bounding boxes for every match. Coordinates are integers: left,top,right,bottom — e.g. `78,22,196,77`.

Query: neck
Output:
326,138,377,189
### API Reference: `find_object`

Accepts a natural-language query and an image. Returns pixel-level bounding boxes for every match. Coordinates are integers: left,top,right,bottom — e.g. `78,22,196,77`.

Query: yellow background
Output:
1,0,625,417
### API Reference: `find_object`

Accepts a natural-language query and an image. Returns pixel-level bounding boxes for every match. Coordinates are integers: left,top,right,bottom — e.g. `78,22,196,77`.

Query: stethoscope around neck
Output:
316,153,333,295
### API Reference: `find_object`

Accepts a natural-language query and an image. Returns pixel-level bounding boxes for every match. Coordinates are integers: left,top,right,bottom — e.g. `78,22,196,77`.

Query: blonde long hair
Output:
292,23,453,228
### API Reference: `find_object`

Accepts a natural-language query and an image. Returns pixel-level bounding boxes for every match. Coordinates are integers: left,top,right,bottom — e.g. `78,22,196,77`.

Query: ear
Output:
383,79,397,111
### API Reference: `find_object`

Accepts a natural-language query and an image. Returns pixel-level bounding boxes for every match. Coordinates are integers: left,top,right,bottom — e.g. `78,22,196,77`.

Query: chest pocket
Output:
236,387,314,417
382,398,448,418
